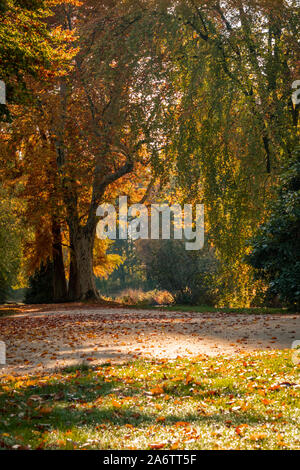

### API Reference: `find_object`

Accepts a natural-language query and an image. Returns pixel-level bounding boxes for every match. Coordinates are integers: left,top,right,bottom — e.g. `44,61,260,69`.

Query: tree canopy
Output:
0,0,299,306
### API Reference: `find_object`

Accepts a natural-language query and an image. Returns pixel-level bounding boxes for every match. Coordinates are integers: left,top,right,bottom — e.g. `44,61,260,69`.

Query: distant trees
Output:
246,147,300,310
96,239,150,296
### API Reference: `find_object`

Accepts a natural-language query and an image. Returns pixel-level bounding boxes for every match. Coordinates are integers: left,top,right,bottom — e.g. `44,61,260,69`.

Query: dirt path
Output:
0,307,299,375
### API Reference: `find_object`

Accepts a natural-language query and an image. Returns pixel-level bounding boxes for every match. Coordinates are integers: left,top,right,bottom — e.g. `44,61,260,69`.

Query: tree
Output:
245,147,300,310
0,0,78,301
146,0,300,305
30,0,172,300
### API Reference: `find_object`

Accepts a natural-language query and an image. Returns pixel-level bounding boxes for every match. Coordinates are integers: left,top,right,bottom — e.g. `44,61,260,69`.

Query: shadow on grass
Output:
0,362,295,448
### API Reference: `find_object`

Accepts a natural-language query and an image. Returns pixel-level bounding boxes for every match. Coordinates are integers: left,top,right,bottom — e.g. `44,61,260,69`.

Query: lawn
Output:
0,351,299,450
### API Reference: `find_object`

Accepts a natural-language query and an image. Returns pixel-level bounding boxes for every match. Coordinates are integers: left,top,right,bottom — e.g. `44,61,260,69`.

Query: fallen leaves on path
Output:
0,307,299,375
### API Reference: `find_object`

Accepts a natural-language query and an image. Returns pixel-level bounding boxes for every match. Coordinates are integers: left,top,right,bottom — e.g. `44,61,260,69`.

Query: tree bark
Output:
68,239,78,301
52,218,68,302
68,224,99,301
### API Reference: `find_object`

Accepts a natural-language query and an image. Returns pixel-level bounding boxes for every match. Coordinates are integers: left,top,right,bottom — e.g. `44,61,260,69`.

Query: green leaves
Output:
0,187,22,302
246,148,300,309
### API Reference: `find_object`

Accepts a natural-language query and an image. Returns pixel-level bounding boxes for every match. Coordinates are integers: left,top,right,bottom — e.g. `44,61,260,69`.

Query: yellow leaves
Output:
277,434,288,447
93,239,122,278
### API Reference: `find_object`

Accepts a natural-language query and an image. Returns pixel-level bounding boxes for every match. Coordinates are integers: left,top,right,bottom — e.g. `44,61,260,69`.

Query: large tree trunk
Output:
68,239,78,301
68,225,99,301
52,219,68,302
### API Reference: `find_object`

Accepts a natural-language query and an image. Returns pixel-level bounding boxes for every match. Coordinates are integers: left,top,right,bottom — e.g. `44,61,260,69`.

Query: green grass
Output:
130,304,291,315
0,351,299,450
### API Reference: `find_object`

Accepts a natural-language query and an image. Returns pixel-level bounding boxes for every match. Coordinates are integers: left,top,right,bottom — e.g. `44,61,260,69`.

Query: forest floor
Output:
0,304,299,376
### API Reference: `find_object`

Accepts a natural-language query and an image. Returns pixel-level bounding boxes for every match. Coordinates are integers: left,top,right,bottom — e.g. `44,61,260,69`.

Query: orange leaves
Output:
169,442,180,450
185,373,193,385
111,399,122,408
156,416,166,423
235,424,248,436
149,442,166,449
150,386,164,396
38,406,53,415
111,397,132,408
174,421,190,428
174,399,183,405
261,398,273,406
249,433,267,442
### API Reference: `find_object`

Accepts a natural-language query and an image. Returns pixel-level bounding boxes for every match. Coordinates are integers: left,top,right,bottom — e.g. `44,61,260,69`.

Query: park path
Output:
0,305,299,375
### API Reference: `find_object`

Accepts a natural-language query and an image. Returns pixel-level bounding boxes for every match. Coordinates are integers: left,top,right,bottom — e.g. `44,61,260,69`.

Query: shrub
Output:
245,147,300,310
144,240,219,305
116,288,174,306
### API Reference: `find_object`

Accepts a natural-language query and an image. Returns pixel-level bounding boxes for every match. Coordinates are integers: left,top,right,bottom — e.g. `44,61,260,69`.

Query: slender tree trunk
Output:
52,218,68,302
